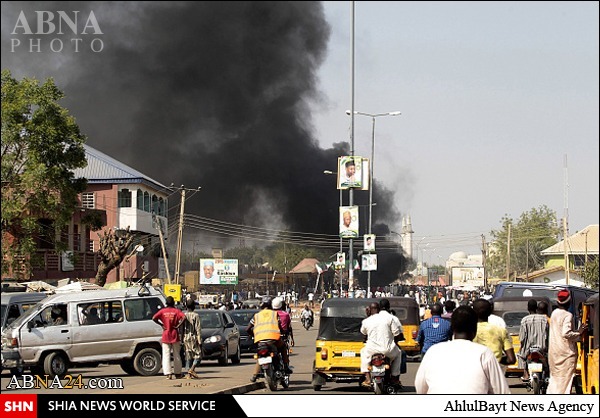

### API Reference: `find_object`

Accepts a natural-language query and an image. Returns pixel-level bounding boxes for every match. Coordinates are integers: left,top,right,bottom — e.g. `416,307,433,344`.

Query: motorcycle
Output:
255,339,290,391
525,346,548,395
368,353,402,395
301,315,313,330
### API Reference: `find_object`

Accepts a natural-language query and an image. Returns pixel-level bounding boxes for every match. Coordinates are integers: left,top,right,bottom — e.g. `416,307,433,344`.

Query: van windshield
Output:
4,301,45,329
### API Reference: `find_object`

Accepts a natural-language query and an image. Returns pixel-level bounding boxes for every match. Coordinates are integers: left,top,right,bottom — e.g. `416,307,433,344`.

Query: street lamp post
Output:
323,170,343,253
346,110,401,296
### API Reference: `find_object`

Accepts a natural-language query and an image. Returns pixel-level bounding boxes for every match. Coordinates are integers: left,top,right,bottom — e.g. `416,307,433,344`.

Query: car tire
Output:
43,351,69,378
120,360,138,375
218,345,229,366
230,343,241,364
133,347,161,376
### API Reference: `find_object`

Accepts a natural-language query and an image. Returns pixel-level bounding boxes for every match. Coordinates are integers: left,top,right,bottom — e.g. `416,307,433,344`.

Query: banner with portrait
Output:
200,258,239,285
339,205,359,238
337,156,363,189
362,254,377,271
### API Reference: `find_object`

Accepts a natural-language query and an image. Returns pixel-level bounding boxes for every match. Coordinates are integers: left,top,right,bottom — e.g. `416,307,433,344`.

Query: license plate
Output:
371,365,385,375
528,363,543,373
342,351,355,357
258,356,272,365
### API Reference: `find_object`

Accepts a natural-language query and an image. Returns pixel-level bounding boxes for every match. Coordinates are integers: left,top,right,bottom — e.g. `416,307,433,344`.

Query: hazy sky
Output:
317,1,599,260
2,1,598,264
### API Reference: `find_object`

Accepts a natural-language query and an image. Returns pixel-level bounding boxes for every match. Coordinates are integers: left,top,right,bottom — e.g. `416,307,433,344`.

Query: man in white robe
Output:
547,289,586,394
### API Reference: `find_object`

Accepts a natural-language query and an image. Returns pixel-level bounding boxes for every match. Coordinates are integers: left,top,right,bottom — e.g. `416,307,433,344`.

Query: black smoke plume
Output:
1,1,406,285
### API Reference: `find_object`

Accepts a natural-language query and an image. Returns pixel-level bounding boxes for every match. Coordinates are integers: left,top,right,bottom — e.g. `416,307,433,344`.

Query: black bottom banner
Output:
23,394,246,418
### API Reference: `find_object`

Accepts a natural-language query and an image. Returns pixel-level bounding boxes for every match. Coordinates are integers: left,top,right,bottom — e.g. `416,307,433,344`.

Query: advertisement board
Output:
200,258,239,285
451,266,485,287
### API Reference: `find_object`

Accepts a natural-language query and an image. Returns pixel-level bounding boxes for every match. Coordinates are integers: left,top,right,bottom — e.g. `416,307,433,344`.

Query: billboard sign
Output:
200,258,239,285
451,266,485,288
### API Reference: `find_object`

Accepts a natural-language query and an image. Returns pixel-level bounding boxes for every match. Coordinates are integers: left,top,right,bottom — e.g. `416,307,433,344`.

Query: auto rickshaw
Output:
491,296,552,377
578,293,599,394
387,296,421,359
312,297,377,390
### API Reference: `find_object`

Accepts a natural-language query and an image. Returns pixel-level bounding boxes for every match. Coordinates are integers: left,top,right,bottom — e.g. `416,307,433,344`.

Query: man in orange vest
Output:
247,296,291,382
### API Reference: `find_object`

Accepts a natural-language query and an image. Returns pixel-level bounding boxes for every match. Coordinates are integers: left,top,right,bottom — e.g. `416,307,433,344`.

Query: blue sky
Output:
315,1,599,260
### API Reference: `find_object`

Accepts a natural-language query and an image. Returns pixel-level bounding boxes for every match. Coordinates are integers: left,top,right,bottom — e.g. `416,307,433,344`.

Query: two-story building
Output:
29,144,170,284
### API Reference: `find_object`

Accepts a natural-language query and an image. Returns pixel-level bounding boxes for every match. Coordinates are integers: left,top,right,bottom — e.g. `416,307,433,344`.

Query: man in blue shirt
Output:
417,303,452,357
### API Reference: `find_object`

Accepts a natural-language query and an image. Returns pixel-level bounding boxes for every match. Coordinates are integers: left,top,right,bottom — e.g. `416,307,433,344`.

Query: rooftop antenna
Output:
563,154,570,285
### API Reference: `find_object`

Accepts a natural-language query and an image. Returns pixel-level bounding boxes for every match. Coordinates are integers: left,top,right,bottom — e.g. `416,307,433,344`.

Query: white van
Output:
1,285,166,377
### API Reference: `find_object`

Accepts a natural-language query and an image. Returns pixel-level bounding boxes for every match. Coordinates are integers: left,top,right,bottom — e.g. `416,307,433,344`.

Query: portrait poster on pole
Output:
337,156,363,189
339,206,359,238
362,254,377,271
364,234,375,251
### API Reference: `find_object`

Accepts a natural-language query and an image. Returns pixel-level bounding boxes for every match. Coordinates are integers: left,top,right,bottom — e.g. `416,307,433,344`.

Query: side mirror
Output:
225,322,234,329
27,320,35,331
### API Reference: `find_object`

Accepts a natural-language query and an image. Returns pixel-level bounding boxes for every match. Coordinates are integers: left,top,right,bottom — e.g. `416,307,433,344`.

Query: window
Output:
158,198,164,216
144,191,150,212
136,189,143,210
118,188,132,208
78,301,123,325
73,224,80,251
81,192,95,209
151,194,158,214
124,297,163,321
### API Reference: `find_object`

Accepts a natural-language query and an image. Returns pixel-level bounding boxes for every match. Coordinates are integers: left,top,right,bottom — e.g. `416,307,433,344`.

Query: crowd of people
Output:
153,285,587,394
411,289,587,394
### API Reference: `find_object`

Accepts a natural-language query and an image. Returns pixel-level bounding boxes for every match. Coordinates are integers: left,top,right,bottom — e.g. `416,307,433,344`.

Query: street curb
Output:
213,381,265,395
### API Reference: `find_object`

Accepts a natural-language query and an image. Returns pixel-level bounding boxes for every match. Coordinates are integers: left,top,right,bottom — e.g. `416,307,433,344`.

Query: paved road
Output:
0,316,535,395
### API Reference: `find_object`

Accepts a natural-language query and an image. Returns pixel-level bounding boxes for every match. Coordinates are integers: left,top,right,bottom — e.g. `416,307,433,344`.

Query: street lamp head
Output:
323,170,335,175
388,111,402,116
345,110,353,116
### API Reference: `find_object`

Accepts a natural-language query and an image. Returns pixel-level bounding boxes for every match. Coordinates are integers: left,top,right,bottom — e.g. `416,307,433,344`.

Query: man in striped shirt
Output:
518,299,549,381
417,303,452,357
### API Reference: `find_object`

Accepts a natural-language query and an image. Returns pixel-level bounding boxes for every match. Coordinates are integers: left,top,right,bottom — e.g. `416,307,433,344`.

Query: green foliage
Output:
582,258,599,290
1,70,87,277
487,205,560,279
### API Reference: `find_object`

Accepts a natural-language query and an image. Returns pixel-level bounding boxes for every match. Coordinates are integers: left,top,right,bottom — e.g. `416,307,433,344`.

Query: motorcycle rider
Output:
300,304,314,328
518,299,549,382
272,297,295,362
359,298,404,388
247,296,292,382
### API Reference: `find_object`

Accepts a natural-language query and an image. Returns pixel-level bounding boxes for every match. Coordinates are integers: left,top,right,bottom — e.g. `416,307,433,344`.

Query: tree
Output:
95,227,135,287
581,258,599,290
1,70,87,278
487,205,560,279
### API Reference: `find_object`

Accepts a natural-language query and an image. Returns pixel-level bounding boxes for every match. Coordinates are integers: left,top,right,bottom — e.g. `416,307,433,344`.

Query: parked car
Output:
1,285,166,377
196,309,241,365
229,309,259,354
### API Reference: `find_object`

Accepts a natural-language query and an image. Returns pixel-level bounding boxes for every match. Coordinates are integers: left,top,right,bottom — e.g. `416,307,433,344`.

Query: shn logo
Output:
10,10,104,53
0,394,37,418
4,401,34,412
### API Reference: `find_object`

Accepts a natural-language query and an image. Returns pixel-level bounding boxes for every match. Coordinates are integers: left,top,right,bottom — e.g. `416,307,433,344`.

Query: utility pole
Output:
506,223,511,281
169,185,201,286
348,1,355,296
481,234,487,289
563,216,570,285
